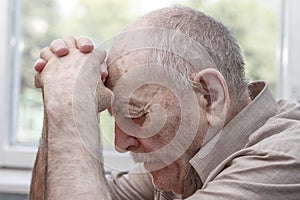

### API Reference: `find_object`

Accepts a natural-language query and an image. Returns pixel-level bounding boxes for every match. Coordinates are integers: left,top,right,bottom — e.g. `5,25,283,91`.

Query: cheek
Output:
137,115,180,151
137,137,164,153
156,115,181,142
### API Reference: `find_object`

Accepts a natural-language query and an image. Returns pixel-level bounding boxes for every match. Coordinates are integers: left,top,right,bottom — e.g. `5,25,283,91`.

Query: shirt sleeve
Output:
106,165,155,200
185,131,300,200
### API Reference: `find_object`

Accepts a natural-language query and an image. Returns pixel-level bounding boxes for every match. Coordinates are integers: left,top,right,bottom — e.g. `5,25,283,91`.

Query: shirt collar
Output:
189,81,279,184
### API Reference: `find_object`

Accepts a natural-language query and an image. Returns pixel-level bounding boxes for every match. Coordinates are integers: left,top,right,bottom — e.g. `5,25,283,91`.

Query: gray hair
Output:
130,6,249,110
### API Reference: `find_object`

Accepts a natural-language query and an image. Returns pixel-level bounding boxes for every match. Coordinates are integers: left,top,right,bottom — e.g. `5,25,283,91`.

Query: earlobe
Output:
193,68,230,128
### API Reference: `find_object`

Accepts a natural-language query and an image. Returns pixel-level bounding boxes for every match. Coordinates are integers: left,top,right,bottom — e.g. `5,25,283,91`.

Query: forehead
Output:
112,81,177,113
105,40,196,116
106,50,185,98
106,49,152,90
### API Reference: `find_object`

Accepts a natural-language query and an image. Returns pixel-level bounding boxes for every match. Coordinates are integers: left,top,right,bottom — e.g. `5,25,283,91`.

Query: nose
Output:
114,123,139,153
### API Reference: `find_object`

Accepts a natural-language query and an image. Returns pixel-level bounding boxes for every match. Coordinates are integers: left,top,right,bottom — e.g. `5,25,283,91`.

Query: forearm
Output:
30,114,48,200
47,114,105,198
30,38,112,199
30,105,111,199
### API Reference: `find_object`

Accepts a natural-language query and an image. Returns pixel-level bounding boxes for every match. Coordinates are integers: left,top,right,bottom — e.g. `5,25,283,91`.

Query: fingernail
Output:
54,41,68,56
80,42,93,53
34,59,45,73
80,41,92,46
53,40,67,51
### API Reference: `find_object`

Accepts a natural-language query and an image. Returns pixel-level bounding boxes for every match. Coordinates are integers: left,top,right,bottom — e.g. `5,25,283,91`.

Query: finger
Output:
34,73,43,88
34,58,47,73
50,39,69,57
76,36,94,53
40,46,54,62
63,36,77,48
96,84,113,112
100,62,108,83
93,47,107,62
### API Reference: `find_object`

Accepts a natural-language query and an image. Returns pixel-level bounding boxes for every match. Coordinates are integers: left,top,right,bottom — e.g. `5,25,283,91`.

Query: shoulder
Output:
246,99,300,158
188,143,300,200
188,109,300,200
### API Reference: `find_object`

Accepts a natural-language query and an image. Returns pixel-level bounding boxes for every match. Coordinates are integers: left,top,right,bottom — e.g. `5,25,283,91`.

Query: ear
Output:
193,68,230,127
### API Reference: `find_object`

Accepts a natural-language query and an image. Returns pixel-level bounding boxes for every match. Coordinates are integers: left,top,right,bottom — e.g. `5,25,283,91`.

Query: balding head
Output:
107,6,249,112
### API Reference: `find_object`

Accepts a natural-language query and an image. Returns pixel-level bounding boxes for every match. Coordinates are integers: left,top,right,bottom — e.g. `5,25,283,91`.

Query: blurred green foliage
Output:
182,0,279,91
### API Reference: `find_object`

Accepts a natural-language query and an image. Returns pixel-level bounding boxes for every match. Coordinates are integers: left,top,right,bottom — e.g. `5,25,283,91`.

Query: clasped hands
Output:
34,36,112,112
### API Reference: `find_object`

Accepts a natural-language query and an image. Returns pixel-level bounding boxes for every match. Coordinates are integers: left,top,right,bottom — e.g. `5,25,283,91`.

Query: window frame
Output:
278,0,300,100
0,0,37,169
0,0,134,194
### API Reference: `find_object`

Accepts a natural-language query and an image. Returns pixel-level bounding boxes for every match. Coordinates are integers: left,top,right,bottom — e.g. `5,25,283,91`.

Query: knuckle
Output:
40,47,53,61
94,48,106,60
63,36,77,47
100,62,108,71
34,74,42,88
50,39,67,49
50,39,63,46
78,36,93,45
40,46,50,54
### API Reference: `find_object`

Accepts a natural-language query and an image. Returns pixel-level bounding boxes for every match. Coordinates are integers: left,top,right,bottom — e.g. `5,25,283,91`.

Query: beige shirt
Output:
107,82,300,200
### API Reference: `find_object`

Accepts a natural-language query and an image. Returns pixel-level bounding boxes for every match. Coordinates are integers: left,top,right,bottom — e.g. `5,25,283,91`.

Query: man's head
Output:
105,6,250,194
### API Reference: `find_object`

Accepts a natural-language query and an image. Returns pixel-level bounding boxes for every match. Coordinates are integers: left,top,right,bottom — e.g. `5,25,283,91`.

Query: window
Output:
16,0,283,147
3,0,300,195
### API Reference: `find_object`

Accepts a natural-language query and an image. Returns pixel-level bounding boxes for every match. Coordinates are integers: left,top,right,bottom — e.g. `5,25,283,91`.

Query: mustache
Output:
130,147,184,165
130,152,160,164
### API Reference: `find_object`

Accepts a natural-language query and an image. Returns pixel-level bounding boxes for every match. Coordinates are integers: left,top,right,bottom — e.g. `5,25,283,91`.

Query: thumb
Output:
96,82,113,112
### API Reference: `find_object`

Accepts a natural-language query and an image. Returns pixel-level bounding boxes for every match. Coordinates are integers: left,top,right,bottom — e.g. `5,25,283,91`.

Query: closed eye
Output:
131,114,147,127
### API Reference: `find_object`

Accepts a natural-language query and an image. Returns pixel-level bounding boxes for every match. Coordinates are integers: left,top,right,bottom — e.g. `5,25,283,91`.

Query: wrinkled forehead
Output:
105,27,216,90
106,50,148,90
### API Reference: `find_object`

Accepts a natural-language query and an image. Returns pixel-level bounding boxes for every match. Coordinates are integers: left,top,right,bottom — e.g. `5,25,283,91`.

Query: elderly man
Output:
31,6,300,200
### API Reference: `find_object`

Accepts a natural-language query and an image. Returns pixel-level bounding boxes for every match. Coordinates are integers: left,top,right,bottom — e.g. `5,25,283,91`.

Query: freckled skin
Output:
107,52,209,194
30,44,112,200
